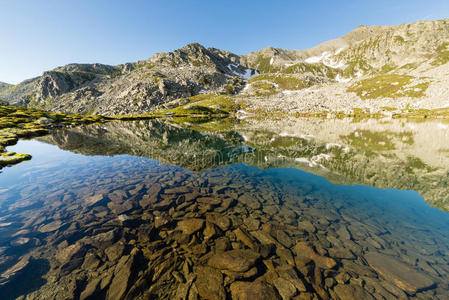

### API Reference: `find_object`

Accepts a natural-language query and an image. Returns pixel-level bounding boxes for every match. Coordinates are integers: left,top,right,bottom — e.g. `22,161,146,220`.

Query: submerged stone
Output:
177,218,205,235
194,266,226,300
208,249,261,273
230,280,281,300
364,252,436,294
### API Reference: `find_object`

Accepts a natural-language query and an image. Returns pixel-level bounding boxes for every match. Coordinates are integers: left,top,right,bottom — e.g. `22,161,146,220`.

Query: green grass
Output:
394,35,405,43
252,55,281,73
431,42,449,66
341,130,414,153
283,62,341,79
347,74,429,99
0,152,31,167
379,63,397,74
249,81,278,96
399,62,420,70
0,103,106,168
248,74,310,90
343,59,373,77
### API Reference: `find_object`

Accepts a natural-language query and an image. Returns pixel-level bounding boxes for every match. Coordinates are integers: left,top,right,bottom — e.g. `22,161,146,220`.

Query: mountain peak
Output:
179,42,207,52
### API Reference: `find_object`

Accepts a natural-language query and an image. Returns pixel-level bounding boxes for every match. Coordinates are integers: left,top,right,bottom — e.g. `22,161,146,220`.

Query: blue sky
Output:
1,0,448,84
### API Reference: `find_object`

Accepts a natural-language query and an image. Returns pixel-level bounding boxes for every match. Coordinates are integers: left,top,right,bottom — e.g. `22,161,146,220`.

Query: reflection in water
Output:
40,119,449,211
0,118,447,299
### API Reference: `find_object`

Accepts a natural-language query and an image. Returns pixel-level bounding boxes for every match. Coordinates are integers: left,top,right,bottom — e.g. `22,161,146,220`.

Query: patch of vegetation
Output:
343,59,373,77
399,62,421,70
402,82,429,98
394,35,405,43
380,63,397,73
405,156,431,172
347,74,429,99
249,81,277,96
0,104,106,168
252,55,281,73
341,130,414,153
248,74,310,90
282,63,341,79
0,152,31,167
431,42,449,66
392,107,449,119
171,116,238,133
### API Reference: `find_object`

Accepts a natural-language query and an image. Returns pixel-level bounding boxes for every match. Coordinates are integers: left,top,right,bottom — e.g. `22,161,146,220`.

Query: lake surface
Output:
0,118,448,299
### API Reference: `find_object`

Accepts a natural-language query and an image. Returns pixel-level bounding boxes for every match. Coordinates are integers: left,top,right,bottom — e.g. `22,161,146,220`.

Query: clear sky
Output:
1,0,448,84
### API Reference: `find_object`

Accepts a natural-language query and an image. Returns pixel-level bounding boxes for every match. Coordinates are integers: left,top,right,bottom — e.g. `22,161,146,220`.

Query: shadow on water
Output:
0,258,50,300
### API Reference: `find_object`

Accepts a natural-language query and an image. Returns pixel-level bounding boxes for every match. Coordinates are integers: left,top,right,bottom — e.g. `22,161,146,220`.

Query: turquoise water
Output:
0,121,448,299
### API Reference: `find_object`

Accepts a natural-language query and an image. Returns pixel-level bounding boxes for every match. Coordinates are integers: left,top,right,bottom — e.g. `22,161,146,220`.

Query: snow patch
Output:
325,143,342,150
230,145,254,155
305,52,329,64
270,57,274,65
227,63,259,79
335,47,346,55
295,153,331,168
282,90,298,95
304,49,345,69
279,132,314,140
336,74,351,83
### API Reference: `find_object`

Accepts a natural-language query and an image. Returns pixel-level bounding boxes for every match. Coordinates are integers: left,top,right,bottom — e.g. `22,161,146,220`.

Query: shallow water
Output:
0,119,448,299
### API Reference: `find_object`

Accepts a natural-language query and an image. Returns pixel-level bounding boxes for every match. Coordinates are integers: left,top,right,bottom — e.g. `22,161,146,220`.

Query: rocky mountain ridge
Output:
1,18,449,116
0,82,11,95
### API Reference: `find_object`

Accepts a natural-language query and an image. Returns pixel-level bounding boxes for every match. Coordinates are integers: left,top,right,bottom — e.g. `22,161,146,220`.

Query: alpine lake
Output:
0,116,449,299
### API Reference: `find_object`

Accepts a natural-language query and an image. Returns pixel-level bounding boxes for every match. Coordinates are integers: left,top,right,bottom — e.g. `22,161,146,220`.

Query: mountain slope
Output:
2,19,449,116
0,82,12,95
239,19,449,114
0,43,257,115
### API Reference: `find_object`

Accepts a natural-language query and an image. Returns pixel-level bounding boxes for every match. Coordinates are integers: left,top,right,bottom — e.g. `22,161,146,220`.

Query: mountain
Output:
0,82,12,95
0,43,257,115
1,19,449,116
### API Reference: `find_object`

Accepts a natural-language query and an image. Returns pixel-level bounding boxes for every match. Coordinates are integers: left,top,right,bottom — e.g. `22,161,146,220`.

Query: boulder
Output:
177,218,205,235
364,252,436,294
194,266,226,300
208,249,260,273
230,281,281,300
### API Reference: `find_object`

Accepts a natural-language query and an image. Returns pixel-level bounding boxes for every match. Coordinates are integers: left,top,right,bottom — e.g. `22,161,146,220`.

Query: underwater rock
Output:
208,249,261,273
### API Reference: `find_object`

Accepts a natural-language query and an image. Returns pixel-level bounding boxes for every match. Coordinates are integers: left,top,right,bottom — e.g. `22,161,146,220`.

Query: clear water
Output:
0,119,448,299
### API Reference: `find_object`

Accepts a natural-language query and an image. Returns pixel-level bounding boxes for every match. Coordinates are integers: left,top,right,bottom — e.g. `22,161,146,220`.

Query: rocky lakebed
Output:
0,118,448,299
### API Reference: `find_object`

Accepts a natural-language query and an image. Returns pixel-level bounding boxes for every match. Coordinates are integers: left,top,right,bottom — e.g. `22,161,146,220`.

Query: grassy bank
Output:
0,104,105,168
